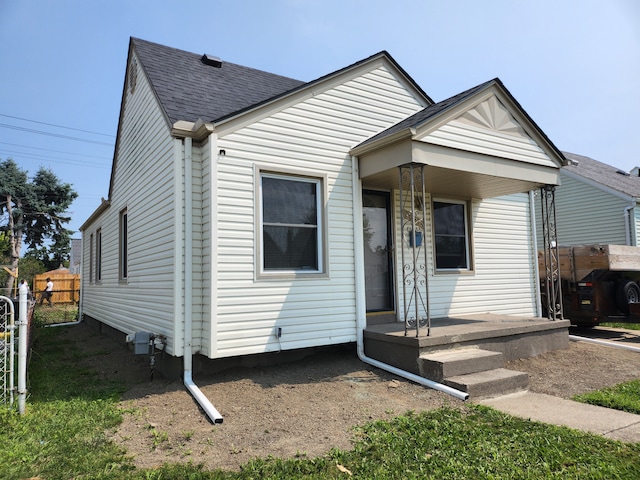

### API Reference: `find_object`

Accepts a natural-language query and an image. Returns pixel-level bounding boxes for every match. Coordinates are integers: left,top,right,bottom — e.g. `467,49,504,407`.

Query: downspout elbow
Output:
184,371,223,423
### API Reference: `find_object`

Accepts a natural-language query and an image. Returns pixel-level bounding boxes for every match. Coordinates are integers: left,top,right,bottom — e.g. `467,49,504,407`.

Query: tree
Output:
0,158,78,294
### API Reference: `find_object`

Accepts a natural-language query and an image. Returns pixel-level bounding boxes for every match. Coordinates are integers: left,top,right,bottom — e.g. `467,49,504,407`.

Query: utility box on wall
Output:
133,331,152,355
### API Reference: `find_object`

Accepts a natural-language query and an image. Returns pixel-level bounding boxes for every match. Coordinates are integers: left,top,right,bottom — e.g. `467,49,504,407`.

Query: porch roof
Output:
351,79,566,198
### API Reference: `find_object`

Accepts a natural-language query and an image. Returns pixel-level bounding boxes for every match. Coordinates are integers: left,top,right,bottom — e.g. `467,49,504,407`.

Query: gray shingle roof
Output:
131,37,306,124
562,151,640,198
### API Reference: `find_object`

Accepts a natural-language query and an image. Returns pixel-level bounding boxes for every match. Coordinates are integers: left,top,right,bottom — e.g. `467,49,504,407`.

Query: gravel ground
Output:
59,322,640,472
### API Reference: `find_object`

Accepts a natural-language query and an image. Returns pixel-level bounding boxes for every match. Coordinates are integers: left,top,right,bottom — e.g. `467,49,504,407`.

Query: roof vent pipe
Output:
201,54,222,68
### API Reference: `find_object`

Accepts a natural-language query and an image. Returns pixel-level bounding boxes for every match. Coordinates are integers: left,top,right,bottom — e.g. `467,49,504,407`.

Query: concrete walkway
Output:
479,391,640,443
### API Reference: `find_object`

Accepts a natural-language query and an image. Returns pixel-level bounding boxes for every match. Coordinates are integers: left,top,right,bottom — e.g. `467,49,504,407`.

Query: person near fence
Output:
39,278,53,306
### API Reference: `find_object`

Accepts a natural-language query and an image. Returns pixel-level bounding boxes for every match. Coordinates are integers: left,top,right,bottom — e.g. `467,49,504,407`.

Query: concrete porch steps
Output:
419,347,529,399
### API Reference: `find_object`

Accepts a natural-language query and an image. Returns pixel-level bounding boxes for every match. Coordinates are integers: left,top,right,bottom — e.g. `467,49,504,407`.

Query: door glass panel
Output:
363,192,392,311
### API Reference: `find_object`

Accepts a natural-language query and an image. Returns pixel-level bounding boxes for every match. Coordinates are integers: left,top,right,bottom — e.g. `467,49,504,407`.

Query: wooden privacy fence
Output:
33,273,80,304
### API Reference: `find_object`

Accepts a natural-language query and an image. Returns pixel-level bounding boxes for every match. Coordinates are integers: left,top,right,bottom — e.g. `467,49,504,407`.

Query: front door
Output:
363,191,393,312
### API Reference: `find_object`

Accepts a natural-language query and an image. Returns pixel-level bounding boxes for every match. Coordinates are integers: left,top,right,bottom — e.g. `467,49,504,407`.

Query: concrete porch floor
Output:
364,314,571,378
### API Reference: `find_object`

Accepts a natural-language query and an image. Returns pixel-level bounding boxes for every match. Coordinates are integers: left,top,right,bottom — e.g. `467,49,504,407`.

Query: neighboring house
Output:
80,38,565,373
538,152,640,247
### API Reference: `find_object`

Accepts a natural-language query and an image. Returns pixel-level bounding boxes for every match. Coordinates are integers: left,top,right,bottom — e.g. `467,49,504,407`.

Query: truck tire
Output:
616,281,640,314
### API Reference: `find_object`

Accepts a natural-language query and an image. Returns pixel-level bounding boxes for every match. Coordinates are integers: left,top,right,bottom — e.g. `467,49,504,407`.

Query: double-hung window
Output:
433,199,470,270
260,172,323,274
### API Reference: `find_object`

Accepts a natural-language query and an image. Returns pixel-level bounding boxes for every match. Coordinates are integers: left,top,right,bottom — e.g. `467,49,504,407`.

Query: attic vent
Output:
616,169,630,177
201,54,222,68
128,57,138,94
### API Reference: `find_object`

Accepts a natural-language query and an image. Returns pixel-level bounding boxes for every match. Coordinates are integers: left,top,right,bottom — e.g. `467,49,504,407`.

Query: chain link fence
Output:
0,297,15,408
33,288,80,326
1,295,34,410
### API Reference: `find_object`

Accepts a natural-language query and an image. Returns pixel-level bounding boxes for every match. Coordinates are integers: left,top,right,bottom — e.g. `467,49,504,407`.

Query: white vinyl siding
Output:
210,65,424,358
395,192,537,319
81,51,179,354
535,173,629,248
198,139,213,357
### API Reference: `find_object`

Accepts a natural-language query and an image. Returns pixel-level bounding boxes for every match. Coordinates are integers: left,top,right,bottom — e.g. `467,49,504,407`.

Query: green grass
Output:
32,303,79,325
599,322,640,330
1,326,639,479
0,325,134,480
573,380,640,415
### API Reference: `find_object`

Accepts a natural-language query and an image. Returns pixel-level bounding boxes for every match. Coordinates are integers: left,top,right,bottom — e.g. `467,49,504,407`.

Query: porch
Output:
363,314,571,399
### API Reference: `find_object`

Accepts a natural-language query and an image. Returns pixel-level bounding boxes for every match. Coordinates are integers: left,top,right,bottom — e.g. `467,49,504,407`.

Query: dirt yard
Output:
58,322,640,472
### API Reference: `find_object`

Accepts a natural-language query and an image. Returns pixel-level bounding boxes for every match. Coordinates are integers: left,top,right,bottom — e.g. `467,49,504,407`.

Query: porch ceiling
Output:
358,141,561,199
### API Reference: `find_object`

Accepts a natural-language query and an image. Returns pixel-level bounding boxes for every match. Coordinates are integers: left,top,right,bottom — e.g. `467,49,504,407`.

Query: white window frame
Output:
89,233,94,283
257,170,326,278
96,227,102,282
119,208,128,281
432,198,472,272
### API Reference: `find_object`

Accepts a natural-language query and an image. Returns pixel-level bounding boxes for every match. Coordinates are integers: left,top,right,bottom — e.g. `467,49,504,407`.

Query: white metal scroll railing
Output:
399,163,431,337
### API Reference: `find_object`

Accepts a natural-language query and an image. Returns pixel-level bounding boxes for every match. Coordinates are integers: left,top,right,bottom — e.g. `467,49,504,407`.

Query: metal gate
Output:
0,297,16,408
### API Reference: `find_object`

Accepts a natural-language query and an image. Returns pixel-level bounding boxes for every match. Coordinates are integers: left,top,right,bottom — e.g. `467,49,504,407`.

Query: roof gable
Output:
562,151,640,199
353,78,565,170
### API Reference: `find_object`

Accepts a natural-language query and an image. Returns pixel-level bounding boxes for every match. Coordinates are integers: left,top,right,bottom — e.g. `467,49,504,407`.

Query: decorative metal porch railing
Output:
540,185,564,320
399,163,431,336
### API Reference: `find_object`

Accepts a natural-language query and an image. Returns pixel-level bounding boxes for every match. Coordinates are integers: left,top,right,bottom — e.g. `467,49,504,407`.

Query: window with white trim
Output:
260,172,323,273
89,233,94,283
119,208,128,280
96,227,102,281
433,199,470,270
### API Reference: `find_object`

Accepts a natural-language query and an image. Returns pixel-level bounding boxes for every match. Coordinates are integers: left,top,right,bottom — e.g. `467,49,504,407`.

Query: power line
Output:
0,113,115,138
0,123,114,146
0,141,111,161
0,149,110,169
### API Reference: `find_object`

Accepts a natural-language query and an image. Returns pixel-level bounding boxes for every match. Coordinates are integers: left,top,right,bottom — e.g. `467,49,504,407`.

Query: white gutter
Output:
351,156,468,401
182,136,223,424
530,190,543,317
569,334,640,353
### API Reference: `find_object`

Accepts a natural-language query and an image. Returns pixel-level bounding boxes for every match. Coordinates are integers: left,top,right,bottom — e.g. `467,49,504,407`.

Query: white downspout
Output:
530,190,543,317
351,156,468,401
624,203,634,246
17,285,28,413
182,136,223,424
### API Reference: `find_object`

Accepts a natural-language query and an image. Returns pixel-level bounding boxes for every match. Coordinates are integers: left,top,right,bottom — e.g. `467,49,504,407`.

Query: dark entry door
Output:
363,191,393,312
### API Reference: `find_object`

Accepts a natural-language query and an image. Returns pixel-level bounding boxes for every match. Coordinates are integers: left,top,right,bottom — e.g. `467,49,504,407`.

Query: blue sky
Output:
1,0,639,236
